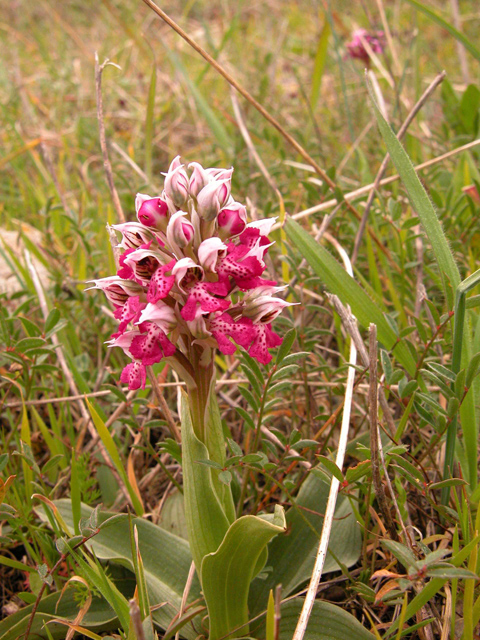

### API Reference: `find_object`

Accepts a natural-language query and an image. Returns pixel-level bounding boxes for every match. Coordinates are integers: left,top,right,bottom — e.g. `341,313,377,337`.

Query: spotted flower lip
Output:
93,157,290,389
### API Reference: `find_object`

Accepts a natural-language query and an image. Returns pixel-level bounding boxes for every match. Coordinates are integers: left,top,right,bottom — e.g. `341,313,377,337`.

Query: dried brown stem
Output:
95,52,125,223
146,366,182,442
369,324,397,540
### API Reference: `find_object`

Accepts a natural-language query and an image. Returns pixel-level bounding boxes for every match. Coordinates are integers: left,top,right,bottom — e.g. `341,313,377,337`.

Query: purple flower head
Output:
92,158,290,390
346,28,385,65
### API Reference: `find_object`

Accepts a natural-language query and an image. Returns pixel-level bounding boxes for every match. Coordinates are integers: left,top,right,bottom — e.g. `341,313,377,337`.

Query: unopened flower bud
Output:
166,211,195,249
217,202,247,238
188,162,210,197
136,194,169,230
163,157,189,208
196,180,231,221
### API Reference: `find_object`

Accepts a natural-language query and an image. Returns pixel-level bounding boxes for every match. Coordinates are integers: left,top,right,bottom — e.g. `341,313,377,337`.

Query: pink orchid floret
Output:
92,158,290,390
346,28,385,65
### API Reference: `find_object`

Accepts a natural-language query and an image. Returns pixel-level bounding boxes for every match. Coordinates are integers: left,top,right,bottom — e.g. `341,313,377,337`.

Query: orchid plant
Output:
91,157,293,639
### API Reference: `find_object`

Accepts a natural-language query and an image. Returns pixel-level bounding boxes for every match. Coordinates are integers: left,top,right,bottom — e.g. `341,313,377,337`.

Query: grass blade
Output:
405,0,480,63
310,17,330,111
145,61,157,181
285,217,416,376
367,76,460,301
86,400,144,516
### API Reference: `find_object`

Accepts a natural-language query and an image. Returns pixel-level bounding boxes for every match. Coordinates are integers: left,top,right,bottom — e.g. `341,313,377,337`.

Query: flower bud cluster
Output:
90,157,292,390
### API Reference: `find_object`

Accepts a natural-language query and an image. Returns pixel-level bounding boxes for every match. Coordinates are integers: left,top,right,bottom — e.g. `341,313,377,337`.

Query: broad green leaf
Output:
181,393,231,573
285,217,416,376
404,0,480,63
37,500,201,639
252,598,375,640
201,505,286,640
249,467,361,614
158,490,189,540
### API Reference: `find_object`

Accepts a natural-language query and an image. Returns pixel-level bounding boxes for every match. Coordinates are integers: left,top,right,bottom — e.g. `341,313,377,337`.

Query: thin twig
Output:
369,324,397,540
282,138,480,228
175,561,196,640
95,52,125,223
230,90,278,193
351,70,446,262
292,237,357,640
450,0,470,85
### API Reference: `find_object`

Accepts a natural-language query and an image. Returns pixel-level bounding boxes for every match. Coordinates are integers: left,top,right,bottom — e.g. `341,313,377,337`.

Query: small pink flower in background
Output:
463,184,480,203
91,158,291,389
346,28,385,65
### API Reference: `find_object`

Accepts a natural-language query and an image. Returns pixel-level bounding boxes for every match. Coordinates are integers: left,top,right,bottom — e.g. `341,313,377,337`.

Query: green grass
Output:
1,0,480,638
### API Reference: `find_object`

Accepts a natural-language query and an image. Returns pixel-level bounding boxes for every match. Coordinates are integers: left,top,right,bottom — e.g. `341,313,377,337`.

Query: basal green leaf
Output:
201,505,286,640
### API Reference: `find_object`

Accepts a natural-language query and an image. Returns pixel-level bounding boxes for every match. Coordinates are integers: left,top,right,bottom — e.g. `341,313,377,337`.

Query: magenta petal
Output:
114,296,144,333
129,322,175,365
147,259,175,303
120,362,146,390
180,282,230,321
117,248,136,280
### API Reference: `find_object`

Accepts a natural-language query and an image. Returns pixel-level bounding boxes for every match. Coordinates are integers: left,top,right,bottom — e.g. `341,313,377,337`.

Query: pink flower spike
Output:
198,237,227,272
147,259,176,303
166,211,195,250
136,194,169,230
120,362,147,390
129,322,176,365
218,202,247,239
137,302,177,332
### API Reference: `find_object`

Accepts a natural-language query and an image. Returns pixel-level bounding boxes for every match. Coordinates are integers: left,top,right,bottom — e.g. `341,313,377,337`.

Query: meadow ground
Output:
1,1,480,638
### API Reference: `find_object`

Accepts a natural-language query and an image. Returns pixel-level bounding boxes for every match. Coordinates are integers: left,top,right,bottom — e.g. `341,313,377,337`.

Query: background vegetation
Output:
1,0,480,638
